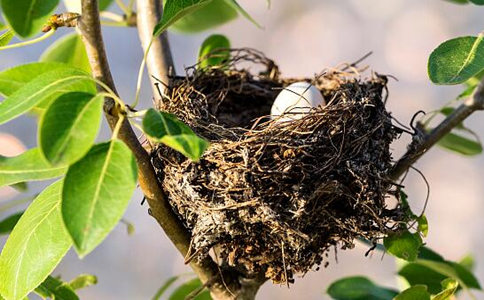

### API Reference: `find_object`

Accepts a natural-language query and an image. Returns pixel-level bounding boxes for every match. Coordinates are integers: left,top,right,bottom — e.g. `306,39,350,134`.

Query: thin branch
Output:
389,77,484,181
78,2,237,299
136,0,175,106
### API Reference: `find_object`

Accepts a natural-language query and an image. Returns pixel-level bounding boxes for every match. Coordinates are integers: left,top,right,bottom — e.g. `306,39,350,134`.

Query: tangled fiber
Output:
151,49,409,283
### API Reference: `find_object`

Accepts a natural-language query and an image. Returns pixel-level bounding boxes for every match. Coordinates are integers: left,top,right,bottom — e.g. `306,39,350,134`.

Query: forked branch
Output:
389,77,484,181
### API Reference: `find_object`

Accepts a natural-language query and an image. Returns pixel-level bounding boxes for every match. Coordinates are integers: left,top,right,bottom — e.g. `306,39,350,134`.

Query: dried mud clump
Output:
151,49,408,284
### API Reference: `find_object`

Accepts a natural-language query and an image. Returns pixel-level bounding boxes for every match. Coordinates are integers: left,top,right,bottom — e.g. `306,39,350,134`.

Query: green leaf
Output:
142,109,209,161
469,0,484,4
34,276,79,300
399,259,481,293
223,0,261,28
418,247,445,262
432,279,458,300
39,92,103,165
0,181,71,300
398,263,448,294
164,0,237,33
153,0,213,37
0,148,67,187
10,182,28,192
417,215,429,237
169,278,211,300
0,29,14,46
384,230,422,261
0,62,66,97
437,131,482,156
40,33,91,73
0,22,6,31
394,285,430,300
153,276,181,300
0,0,60,38
428,34,484,85
326,276,398,300
198,34,231,69
62,140,138,257
444,0,468,3
0,67,95,124
0,211,23,235
458,254,475,271
68,274,97,290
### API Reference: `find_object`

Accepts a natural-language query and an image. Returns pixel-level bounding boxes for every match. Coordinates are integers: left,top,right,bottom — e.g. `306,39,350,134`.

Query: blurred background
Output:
1,0,484,299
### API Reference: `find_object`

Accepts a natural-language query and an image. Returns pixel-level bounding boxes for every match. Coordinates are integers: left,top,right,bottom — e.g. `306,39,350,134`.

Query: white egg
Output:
270,81,325,121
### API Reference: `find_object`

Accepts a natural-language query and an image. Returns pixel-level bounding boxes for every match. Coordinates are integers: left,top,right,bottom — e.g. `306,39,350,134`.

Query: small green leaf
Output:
153,0,213,37
0,67,95,125
394,285,430,300
34,276,79,300
0,211,23,235
458,254,475,271
432,279,458,300
165,0,237,33
0,181,71,300
10,182,28,192
444,0,469,3
223,0,261,28
428,34,484,85
399,263,448,294
0,148,67,187
198,34,231,69
0,29,14,46
62,140,138,257
0,62,66,97
384,230,422,261
469,0,484,4
39,92,103,165
0,0,60,38
417,215,429,237
437,131,482,156
142,109,209,161
68,274,97,290
169,278,211,300
40,33,91,73
326,276,398,300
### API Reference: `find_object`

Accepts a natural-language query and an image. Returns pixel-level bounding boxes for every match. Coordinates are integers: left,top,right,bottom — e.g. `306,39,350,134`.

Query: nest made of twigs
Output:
150,49,409,284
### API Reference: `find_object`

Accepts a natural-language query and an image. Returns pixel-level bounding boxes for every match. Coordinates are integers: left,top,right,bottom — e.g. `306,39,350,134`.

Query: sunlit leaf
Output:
0,62,66,97
0,148,67,187
432,279,458,300
153,0,212,37
0,67,95,124
39,92,103,165
40,33,91,73
164,0,237,33
429,34,484,85
142,109,209,161
326,276,398,300
0,181,71,300
0,29,14,47
0,0,60,37
68,274,97,290
384,230,422,261
62,140,138,257
417,215,429,237
198,34,231,69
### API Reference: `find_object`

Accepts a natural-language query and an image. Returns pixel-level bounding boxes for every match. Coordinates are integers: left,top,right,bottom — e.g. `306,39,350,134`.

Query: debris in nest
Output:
150,48,412,284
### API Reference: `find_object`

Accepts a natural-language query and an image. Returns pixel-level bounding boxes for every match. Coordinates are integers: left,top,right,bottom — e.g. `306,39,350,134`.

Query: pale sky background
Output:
1,0,484,299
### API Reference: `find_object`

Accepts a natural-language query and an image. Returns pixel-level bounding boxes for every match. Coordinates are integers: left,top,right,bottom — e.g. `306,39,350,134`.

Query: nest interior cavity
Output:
151,49,407,284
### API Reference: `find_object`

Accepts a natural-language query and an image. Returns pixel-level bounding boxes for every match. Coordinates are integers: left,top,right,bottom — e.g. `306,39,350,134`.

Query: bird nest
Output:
150,49,410,284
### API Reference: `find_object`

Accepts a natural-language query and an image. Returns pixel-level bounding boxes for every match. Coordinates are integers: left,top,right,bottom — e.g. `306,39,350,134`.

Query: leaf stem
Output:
114,0,131,16
0,29,55,51
111,115,125,139
132,39,153,108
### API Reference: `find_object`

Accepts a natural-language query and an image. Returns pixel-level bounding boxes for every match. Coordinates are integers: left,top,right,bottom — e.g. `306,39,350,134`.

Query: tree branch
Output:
136,0,174,106
389,78,484,181
78,2,245,299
